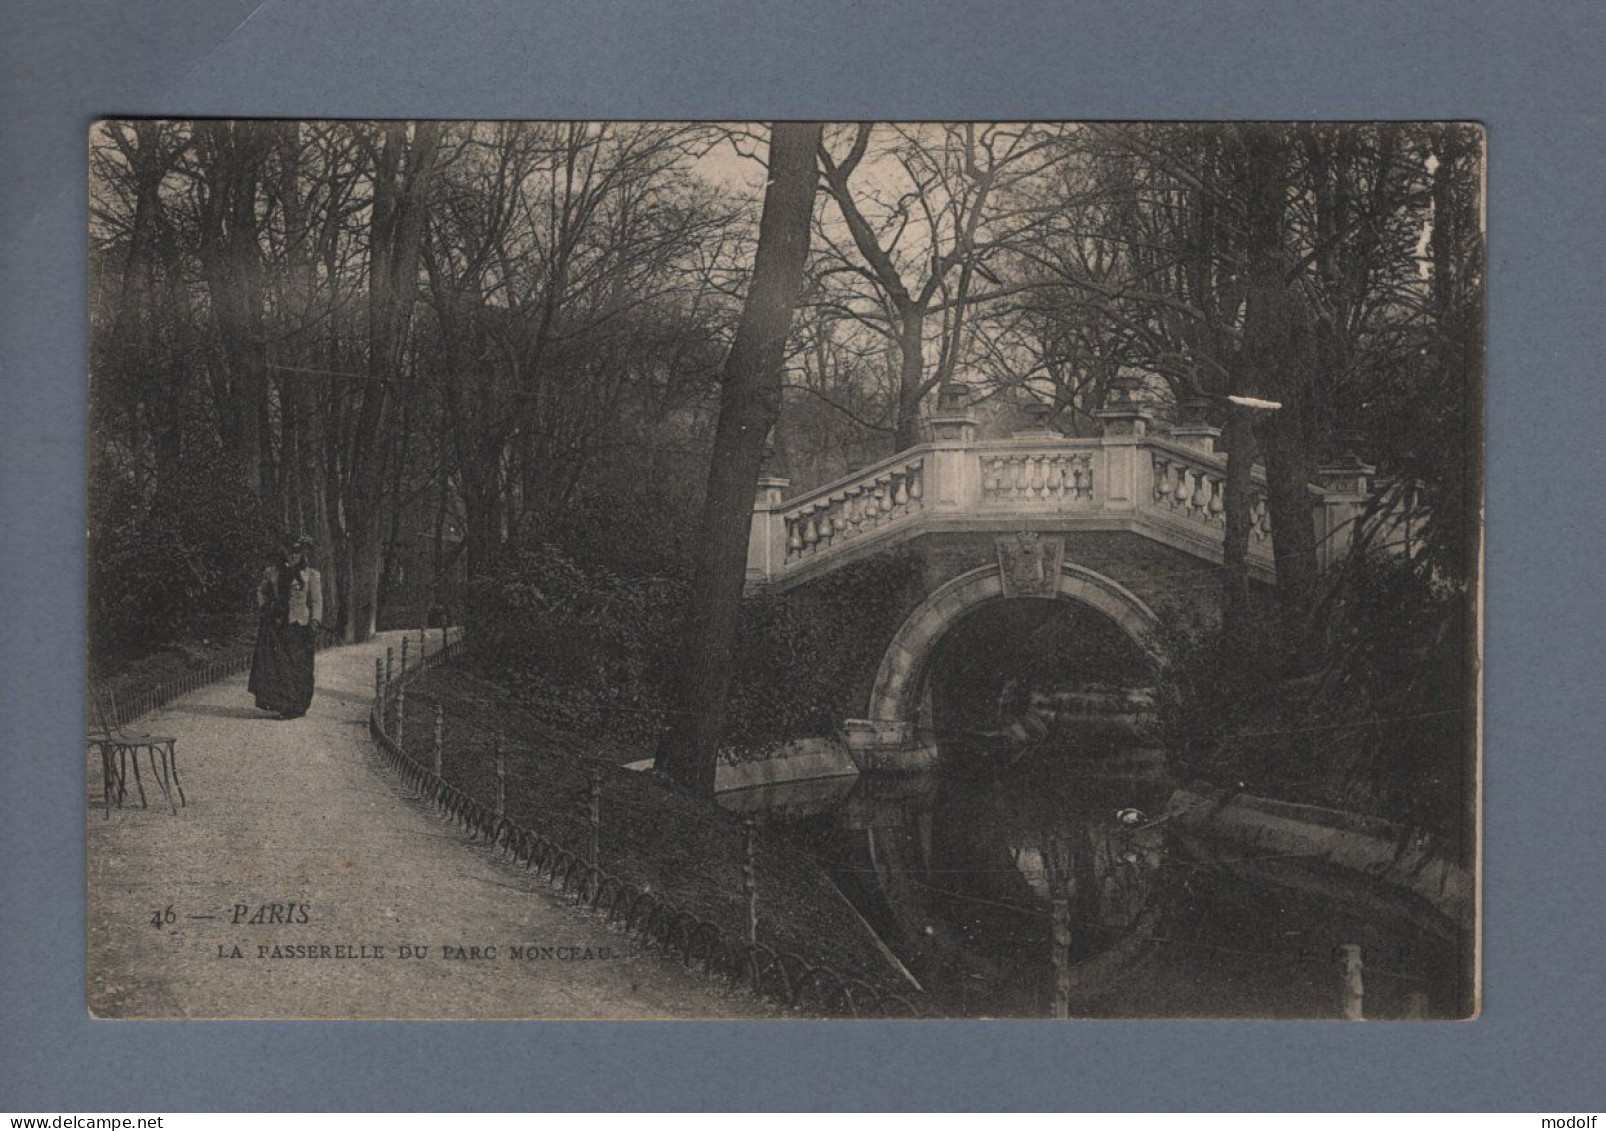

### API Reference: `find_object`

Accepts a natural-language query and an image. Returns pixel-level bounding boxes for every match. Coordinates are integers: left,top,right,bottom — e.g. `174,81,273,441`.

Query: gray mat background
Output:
2,0,1602,1112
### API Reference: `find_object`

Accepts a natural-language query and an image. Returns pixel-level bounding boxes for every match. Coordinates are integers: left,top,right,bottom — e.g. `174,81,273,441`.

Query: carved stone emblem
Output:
995,532,1063,598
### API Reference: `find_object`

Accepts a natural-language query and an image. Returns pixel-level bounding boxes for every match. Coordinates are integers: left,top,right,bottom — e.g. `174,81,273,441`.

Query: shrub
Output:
1155,553,1474,859
89,437,279,661
465,539,686,749
723,552,924,752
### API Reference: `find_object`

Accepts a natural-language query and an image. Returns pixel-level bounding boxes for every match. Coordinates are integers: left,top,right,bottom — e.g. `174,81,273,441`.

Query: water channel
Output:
727,598,1470,1019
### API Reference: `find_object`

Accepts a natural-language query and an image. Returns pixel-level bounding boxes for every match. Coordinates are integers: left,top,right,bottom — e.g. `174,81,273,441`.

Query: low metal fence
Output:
97,625,347,731
369,637,924,1019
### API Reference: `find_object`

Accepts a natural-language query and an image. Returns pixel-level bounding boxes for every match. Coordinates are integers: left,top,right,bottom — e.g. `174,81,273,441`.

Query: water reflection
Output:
760,733,1465,1019
781,744,1174,1016
732,598,1466,1017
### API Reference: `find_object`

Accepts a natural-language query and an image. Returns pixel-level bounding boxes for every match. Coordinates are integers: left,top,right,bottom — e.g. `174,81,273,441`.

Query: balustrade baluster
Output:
1155,458,1174,502
1191,471,1212,513
1174,466,1192,509
893,470,909,507
908,463,924,504
1208,477,1226,520
787,517,803,557
878,476,894,515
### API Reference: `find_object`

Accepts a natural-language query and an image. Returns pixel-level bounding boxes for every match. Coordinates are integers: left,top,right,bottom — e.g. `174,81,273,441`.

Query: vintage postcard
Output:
87,120,1481,1020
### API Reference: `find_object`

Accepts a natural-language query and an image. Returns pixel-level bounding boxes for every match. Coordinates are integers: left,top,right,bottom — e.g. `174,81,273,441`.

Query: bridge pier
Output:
842,718,939,774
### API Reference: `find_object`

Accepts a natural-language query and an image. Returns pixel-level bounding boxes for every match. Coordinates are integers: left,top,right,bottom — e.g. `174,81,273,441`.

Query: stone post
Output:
1171,400,1222,454
743,818,760,947
1093,377,1156,514
1051,898,1072,1019
1337,943,1365,1020
1314,454,1376,571
587,766,603,871
1094,401,1153,439
494,739,506,820
927,382,979,510
1171,394,1220,452
745,475,791,584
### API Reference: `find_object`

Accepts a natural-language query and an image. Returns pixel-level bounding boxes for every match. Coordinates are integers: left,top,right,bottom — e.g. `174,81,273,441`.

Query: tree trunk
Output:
461,478,503,583
1237,126,1318,622
1220,405,1257,644
654,122,822,795
346,520,384,642
892,313,927,451
340,121,443,643
194,121,271,502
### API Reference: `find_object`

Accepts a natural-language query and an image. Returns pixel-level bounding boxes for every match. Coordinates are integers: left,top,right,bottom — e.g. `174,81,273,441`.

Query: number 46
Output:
150,905,175,929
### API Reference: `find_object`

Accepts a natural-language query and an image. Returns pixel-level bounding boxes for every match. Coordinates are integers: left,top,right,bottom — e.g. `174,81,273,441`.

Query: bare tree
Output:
335,120,443,642
815,123,1063,449
654,121,823,795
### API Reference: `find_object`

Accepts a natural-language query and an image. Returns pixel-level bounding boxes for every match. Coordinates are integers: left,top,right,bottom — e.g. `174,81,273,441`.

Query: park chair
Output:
87,683,184,817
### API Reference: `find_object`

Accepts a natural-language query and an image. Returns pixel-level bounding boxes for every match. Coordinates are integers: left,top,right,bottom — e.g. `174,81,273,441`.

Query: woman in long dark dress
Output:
248,535,323,719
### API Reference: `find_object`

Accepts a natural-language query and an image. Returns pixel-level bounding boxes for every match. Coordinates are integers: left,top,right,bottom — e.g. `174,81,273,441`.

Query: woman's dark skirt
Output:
248,616,315,715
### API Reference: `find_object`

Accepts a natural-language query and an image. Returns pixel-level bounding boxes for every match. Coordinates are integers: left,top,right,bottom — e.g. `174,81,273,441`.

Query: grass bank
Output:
395,662,915,1002
90,615,258,714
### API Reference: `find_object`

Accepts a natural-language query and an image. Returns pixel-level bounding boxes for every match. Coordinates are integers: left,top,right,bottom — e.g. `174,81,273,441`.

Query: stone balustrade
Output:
1148,447,1272,546
780,454,925,565
745,405,1369,590
979,449,1094,503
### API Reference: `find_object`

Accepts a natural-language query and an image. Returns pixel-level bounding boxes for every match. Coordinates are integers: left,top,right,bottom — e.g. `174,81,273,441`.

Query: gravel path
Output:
87,631,772,1019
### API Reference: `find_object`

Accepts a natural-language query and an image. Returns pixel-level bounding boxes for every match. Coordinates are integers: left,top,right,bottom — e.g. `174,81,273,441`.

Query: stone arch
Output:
864,561,1163,726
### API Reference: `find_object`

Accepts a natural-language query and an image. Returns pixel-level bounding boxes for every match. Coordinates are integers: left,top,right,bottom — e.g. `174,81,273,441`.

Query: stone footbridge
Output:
742,388,1379,772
